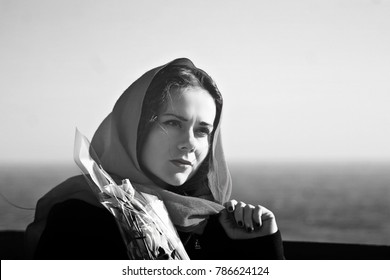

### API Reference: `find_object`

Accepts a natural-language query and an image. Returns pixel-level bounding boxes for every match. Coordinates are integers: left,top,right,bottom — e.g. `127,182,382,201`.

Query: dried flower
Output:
74,129,189,260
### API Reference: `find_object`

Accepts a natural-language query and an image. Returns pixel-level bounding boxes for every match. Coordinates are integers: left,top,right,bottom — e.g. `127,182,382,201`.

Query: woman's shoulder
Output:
33,177,130,259
35,198,128,259
34,175,100,218
48,198,104,219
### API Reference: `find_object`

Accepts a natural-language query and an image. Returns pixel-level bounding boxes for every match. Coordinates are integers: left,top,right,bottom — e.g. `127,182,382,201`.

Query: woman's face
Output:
141,86,216,187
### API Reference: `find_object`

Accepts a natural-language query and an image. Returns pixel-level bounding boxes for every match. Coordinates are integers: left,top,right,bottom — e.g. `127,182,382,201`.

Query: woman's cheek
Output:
197,140,210,161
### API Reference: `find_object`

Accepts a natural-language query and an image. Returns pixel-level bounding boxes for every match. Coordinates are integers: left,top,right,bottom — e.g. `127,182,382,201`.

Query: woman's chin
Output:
164,174,189,187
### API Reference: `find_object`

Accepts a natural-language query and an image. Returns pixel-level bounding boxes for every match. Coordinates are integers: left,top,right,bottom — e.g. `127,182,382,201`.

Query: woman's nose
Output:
177,130,196,152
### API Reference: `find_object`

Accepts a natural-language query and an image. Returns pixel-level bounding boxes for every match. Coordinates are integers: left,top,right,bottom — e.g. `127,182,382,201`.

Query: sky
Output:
1,0,390,164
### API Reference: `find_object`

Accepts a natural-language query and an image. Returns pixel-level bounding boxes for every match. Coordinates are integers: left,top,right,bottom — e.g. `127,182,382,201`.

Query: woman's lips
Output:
170,159,193,168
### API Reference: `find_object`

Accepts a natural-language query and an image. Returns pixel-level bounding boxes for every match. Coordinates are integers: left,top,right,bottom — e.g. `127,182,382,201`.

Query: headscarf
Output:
25,58,232,257
90,58,232,229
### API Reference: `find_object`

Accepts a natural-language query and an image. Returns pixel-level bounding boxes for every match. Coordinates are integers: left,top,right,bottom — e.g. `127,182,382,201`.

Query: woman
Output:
25,58,284,259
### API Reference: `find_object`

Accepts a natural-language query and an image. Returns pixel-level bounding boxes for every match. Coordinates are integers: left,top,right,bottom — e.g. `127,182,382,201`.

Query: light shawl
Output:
26,58,232,257
90,58,232,229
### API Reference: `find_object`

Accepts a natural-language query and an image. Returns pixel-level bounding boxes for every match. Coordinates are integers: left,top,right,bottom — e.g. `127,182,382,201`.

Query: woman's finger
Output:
243,204,255,232
224,199,238,213
233,201,246,227
253,205,263,228
259,205,275,221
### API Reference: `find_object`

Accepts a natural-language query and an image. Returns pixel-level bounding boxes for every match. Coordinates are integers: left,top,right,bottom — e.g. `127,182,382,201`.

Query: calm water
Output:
1,162,389,245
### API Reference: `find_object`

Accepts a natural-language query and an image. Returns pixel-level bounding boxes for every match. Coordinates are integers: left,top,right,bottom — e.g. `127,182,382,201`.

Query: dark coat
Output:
35,199,284,260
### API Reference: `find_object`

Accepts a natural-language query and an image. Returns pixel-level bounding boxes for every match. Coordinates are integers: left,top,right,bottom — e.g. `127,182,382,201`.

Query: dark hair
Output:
137,64,222,196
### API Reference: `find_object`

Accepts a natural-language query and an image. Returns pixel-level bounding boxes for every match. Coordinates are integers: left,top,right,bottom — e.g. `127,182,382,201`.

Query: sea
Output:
1,161,389,246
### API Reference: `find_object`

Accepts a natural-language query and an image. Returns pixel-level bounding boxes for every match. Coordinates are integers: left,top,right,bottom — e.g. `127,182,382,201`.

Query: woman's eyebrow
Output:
162,113,188,121
162,113,213,127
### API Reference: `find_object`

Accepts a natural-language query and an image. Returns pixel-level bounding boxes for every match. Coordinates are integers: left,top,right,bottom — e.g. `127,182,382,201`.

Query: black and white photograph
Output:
1,0,389,269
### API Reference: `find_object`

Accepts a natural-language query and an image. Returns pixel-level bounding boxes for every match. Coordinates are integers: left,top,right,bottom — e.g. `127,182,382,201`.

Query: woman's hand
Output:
218,199,278,239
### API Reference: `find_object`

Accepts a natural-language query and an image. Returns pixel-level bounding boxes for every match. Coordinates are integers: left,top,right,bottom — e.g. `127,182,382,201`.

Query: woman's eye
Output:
163,120,181,128
196,128,211,137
